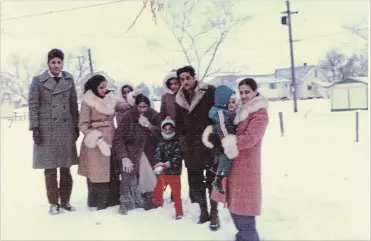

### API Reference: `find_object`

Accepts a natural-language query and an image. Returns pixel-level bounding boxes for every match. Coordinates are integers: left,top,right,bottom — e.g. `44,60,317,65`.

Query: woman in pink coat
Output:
212,78,268,241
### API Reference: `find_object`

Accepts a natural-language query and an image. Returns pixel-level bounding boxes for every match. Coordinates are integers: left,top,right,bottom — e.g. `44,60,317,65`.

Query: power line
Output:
0,0,131,22
2,28,366,40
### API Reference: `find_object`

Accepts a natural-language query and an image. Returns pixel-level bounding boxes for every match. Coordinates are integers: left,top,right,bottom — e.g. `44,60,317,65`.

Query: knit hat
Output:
163,70,178,90
161,116,175,129
215,85,234,108
47,48,64,63
161,116,176,140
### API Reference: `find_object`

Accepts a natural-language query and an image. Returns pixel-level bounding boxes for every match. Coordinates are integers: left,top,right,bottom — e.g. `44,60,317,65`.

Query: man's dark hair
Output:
238,78,258,91
47,48,64,62
84,74,106,97
176,66,196,79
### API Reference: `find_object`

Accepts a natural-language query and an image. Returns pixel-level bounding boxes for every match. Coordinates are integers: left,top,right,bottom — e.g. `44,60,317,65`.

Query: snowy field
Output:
1,99,370,240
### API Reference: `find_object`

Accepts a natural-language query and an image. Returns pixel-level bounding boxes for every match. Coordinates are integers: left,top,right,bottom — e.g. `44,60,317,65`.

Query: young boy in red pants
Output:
152,117,183,220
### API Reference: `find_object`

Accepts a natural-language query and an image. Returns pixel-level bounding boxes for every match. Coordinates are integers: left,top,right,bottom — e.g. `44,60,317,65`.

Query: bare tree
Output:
151,0,251,81
320,50,366,81
64,46,91,86
1,54,44,104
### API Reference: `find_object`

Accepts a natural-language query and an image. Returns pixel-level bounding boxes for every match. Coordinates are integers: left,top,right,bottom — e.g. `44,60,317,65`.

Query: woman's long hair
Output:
84,74,106,97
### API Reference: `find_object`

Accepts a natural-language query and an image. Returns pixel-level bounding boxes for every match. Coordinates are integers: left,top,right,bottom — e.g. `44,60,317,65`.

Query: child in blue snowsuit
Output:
202,85,238,194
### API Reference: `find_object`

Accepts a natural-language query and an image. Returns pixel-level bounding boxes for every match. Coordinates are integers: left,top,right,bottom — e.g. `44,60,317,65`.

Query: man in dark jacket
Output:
175,65,220,231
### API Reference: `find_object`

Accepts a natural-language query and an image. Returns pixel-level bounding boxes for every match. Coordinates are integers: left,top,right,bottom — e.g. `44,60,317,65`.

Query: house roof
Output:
328,77,369,88
274,65,316,83
237,76,291,84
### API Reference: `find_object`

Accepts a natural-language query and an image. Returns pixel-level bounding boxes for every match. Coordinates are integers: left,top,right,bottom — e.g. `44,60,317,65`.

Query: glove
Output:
154,162,165,168
164,161,171,168
154,166,164,175
122,158,134,173
75,127,80,141
209,133,222,150
32,128,42,145
97,138,111,156
138,115,151,128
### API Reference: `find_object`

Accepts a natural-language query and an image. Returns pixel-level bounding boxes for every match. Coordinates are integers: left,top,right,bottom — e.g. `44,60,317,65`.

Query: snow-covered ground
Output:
1,99,369,240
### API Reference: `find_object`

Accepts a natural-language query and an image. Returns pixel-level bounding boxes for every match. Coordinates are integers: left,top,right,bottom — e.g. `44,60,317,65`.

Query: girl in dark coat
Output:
152,117,183,219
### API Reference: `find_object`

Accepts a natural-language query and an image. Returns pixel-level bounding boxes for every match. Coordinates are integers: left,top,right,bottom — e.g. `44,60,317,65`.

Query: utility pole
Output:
87,48,94,74
281,0,298,112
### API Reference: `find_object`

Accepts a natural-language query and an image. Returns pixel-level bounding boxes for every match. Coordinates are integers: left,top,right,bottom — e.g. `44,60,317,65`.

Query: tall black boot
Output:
93,182,110,210
209,188,220,231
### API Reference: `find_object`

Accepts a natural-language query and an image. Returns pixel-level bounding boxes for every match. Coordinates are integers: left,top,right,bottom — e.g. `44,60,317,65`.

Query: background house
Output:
208,63,332,100
274,63,331,99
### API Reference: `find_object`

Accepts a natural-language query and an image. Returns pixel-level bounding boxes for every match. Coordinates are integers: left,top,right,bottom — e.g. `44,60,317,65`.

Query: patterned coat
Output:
211,94,269,216
78,90,130,183
175,81,215,169
154,135,182,175
113,108,161,174
28,70,79,169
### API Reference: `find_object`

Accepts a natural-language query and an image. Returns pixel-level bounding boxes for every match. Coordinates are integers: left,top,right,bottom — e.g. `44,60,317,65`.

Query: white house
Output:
235,76,291,100
329,77,368,112
274,63,331,99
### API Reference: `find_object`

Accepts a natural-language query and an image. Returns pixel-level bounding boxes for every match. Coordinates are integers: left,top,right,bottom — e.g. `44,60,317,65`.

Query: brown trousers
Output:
44,168,73,205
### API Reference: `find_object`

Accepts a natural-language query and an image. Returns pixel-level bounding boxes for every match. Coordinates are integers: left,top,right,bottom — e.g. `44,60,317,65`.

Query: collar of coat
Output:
234,94,268,124
37,70,74,94
175,81,209,113
83,90,117,115
48,70,62,78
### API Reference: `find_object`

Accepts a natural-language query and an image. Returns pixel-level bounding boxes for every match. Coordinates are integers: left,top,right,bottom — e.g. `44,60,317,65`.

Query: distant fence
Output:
277,110,366,142
1,112,28,127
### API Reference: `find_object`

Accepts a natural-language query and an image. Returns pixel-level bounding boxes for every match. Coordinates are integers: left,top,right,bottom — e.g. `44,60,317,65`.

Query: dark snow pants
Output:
44,167,72,205
187,167,218,212
230,212,260,241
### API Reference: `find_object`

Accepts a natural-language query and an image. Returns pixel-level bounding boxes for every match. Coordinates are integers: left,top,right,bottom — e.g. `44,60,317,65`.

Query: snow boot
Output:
198,210,210,224
49,204,60,215
60,203,76,212
142,192,154,211
118,203,128,215
209,209,220,231
175,215,183,220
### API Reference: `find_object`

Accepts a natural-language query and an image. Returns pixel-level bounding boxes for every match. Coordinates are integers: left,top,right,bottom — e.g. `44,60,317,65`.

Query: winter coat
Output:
78,90,130,183
113,108,161,174
28,70,79,169
202,107,237,172
154,135,182,175
159,71,178,122
211,94,269,216
175,81,215,169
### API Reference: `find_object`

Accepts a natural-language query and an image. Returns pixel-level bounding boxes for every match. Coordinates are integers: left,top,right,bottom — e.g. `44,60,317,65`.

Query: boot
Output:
209,209,220,231
60,203,76,212
142,192,154,211
198,210,210,224
118,202,129,215
49,204,60,215
94,183,110,210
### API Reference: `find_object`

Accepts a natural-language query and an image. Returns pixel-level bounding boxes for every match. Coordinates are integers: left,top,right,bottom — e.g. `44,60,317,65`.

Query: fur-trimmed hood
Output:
163,71,178,94
234,94,268,124
175,81,210,113
82,90,117,115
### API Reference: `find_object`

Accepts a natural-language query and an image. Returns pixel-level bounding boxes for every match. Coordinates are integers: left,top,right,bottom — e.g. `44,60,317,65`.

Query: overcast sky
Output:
1,0,368,86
